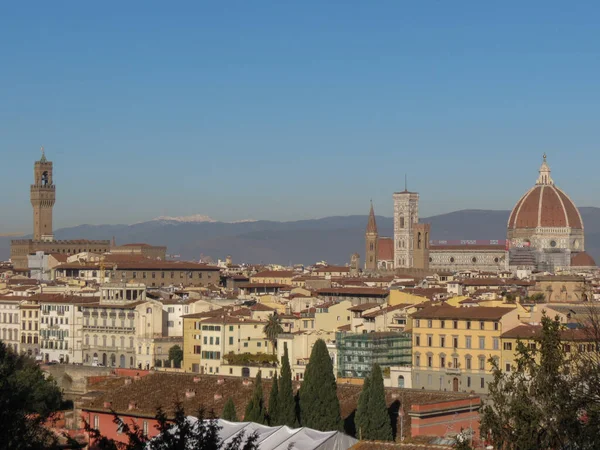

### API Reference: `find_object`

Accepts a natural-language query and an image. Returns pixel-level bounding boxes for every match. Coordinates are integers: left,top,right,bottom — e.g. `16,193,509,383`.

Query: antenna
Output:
405,174,407,192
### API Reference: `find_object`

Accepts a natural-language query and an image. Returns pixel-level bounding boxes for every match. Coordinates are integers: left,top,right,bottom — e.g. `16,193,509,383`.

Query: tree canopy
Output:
168,345,183,369
244,371,266,424
298,339,341,431
267,373,279,426
480,314,600,449
0,341,63,449
88,402,258,450
278,343,297,427
263,313,284,355
222,398,238,422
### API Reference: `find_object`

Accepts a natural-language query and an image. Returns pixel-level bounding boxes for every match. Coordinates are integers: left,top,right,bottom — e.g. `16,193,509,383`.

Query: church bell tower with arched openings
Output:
30,147,56,241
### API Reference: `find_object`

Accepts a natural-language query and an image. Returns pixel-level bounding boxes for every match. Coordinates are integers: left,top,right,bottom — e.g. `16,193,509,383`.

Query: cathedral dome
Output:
508,155,583,231
571,251,596,267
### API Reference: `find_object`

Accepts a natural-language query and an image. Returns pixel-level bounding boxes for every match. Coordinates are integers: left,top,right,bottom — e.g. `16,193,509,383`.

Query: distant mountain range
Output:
2,207,600,266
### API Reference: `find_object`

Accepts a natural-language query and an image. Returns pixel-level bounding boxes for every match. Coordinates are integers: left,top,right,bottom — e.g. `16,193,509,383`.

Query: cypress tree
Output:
244,371,266,424
222,397,238,422
268,373,280,425
298,339,342,431
364,364,393,441
278,343,297,427
355,375,371,439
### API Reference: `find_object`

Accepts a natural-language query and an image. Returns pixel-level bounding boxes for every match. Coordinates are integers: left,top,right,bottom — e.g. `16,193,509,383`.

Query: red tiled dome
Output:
508,184,583,230
571,252,596,267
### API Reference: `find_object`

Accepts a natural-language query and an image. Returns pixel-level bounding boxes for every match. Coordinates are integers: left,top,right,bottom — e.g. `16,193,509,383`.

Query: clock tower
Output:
30,147,56,241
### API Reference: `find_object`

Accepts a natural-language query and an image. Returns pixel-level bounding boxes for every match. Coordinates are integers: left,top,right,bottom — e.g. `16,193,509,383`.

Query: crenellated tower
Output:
30,147,56,241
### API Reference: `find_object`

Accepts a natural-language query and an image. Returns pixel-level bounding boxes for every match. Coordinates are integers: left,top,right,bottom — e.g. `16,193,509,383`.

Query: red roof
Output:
571,252,596,267
508,184,583,229
377,237,394,261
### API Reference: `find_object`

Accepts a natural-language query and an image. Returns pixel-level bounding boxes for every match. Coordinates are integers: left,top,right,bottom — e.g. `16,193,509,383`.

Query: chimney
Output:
185,389,196,399
242,379,252,386
217,378,225,385
214,394,222,401
193,376,201,383
128,401,137,410
103,401,112,408
124,378,132,385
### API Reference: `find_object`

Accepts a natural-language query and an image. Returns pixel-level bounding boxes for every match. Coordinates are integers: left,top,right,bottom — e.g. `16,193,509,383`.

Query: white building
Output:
0,297,21,353
39,295,97,364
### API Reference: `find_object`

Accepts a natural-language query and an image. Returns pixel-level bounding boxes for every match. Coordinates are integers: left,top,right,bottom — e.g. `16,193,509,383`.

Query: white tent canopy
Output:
154,417,357,450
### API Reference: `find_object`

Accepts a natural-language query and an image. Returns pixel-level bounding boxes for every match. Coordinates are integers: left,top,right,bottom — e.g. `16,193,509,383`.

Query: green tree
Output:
268,373,280,425
222,398,238,422
278,343,297,427
263,312,284,355
87,402,258,450
355,375,371,439
0,341,63,449
364,364,393,441
453,429,474,450
480,314,599,449
168,345,183,369
298,339,341,431
244,371,266,424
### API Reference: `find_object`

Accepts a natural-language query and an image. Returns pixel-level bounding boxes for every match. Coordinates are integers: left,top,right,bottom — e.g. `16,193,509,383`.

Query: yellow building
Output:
250,270,295,285
411,304,520,394
182,311,270,375
500,322,595,374
389,288,447,306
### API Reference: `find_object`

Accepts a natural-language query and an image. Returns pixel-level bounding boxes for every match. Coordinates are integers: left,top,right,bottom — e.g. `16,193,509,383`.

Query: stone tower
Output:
365,202,379,270
412,223,431,270
30,148,56,241
393,190,419,269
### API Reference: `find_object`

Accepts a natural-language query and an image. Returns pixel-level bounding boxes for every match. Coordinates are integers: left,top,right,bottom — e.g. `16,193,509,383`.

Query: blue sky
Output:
1,2,599,232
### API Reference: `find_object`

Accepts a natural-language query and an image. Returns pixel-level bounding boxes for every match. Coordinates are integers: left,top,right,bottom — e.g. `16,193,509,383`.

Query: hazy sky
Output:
1,2,599,232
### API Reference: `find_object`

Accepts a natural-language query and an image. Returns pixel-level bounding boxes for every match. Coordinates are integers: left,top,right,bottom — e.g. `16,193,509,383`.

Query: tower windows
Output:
400,217,405,228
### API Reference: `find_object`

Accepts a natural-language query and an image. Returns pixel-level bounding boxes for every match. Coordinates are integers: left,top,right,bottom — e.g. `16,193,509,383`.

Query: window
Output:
453,320,458,329
494,322,499,331
528,343,536,350
466,321,471,330
427,335,432,347
143,421,148,436
440,320,445,329
453,337,459,348
415,335,420,346
465,336,472,349
415,355,420,366
466,356,472,370
480,378,485,389
94,415,99,429
209,337,214,345
467,376,471,388
415,319,420,328
243,342,248,348
505,363,511,372
229,337,234,345
479,337,485,349
427,320,432,328
215,337,220,345
427,356,432,367
503,342,513,351
479,357,485,370
203,337,207,345
229,326,234,331
480,321,485,330
257,342,262,347
440,355,446,368
427,374,432,386
440,336,445,348
493,338,499,350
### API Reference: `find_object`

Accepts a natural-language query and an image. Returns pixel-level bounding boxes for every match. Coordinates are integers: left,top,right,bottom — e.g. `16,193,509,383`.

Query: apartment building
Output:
182,312,269,374
81,283,164,369
20,298,40,357
411,304,520,394
39,295,97,363
0,297,21,353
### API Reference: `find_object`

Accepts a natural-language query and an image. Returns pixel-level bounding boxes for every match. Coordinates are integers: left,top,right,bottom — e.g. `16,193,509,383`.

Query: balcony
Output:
82,345,135,353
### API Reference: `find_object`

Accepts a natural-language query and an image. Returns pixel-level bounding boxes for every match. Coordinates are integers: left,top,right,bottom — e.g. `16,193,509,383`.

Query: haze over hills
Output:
2,208,600,266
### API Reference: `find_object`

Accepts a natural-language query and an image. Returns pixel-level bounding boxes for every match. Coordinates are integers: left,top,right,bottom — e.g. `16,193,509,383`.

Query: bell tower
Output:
365,201,379,271
30,147,56,241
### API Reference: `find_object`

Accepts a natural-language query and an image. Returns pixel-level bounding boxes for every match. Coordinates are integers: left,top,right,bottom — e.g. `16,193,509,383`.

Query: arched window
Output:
417,232,422,249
